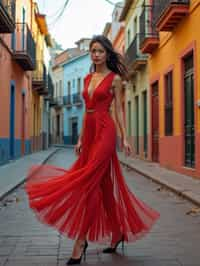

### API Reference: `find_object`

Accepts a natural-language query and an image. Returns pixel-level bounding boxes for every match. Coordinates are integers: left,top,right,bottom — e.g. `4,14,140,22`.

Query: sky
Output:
36,0,121,49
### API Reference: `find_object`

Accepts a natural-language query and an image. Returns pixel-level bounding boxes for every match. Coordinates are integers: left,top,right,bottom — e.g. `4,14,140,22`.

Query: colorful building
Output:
103,2,126,149
120,0,149,158
31,2,51,152
143,0,200,178
62,40,91,145
50,50,68,144
0,0,35,164
0,0,51,165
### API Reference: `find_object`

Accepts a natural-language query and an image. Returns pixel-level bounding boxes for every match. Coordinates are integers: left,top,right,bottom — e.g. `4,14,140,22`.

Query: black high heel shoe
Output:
66,240,88,265
102,235,125,254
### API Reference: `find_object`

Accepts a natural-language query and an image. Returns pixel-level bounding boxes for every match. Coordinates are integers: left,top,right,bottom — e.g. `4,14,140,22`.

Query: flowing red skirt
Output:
25,111,160,244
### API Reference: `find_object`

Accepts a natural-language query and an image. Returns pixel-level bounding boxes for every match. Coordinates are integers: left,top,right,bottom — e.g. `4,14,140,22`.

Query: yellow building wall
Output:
30,2,46,150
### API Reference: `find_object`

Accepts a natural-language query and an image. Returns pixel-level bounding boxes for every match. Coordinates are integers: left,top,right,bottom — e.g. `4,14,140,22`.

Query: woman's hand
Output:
74,139,82,156
122,138,132,157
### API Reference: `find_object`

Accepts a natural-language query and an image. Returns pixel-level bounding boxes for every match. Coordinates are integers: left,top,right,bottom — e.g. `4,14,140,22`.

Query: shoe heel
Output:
83,240,88,261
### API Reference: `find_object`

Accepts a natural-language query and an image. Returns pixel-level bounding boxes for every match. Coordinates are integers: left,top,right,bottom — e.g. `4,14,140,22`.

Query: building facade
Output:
63,52,91,145
31,2,51,152
0,0,51,165
0,0,35,164
120,0,149,159
146,0,200,177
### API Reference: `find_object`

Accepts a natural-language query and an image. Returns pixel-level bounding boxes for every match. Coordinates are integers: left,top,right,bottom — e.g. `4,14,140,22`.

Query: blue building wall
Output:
63,53,91,144
0,138,31,165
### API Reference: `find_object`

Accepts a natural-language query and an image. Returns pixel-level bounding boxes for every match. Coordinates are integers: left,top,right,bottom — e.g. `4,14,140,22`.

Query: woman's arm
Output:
112,74,132,156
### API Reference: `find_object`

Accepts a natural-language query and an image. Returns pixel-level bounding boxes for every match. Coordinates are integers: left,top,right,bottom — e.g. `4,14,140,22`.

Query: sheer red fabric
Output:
25,72,160,244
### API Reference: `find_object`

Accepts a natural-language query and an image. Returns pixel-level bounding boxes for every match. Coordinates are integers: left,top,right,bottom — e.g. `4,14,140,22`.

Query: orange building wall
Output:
149,0,200,177
0,0,33,163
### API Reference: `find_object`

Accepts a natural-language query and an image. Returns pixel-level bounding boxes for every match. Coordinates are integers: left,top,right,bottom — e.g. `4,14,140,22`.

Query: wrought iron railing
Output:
72,93,82,105
139,5,158,48
0,0,15,20
12,22,36,68
125,33,147,65
63,95,72,106
153,0,190,25
54,96,63,106
33,60,47,83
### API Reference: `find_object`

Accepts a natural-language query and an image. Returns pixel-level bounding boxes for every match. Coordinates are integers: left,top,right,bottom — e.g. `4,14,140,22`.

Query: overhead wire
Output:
47,0,70,27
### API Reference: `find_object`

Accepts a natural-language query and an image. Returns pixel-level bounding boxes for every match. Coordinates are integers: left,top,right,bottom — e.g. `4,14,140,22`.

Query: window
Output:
164,71,173,136
59,80,62,96
55,82,58,97
67,81,71,95
127,29,131,47
77,78,81,94
128,101,132,136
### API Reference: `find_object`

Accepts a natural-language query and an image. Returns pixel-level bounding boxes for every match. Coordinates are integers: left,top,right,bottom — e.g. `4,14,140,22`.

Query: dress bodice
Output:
82,72,115,112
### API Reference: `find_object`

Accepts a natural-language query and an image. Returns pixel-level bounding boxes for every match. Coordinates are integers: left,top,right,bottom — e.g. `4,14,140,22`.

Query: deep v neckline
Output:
87,71,112,101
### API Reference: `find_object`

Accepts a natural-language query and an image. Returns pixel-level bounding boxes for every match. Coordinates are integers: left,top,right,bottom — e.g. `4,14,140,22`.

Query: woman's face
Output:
90,41,107,66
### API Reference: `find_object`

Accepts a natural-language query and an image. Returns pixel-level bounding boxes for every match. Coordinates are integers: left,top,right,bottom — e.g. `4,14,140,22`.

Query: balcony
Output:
12,23,36,71
125,33,147,71
32,60,47,95
154,0,190,32
139,5,159,54
0,0,15,33
72,93,83,106
53,96,64,108
63,95,72,109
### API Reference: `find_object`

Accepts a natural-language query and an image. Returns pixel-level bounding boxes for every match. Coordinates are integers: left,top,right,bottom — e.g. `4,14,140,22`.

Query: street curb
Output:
0,148,61,201
119,159,200,207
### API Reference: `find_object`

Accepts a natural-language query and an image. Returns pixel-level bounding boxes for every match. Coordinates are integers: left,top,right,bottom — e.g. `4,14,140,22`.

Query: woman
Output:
25,35,160,265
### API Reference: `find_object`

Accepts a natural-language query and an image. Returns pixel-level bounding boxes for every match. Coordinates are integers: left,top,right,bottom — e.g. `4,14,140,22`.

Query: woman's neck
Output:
95,64,109,74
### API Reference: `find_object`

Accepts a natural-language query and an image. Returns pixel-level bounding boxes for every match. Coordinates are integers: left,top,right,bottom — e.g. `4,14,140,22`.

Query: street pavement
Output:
0,148,200,266
118,152,200,207
0,147,59,200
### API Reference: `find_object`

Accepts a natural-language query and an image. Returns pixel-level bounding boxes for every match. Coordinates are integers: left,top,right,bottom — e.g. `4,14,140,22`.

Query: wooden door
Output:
184,54,195,168
9,84,15,159
143,91,148,157
135,96,139,154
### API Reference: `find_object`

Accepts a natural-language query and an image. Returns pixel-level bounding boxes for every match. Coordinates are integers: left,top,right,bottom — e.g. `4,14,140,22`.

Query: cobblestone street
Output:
0,148,200,266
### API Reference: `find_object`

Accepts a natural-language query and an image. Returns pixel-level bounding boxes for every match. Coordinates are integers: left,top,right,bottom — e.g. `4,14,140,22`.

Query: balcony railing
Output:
72,92,83,106
63,95,72,108
53,96,64,107
12,23,36,71
32,60,47,95
139,5,159,54
154,0,190,31
0,0,15,33
125,33,147,70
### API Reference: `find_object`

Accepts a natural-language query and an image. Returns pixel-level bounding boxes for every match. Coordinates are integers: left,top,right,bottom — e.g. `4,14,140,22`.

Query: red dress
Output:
25,71,160,244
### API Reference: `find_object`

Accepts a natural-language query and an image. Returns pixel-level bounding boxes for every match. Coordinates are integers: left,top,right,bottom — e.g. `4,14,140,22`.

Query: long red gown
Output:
25,71,160,244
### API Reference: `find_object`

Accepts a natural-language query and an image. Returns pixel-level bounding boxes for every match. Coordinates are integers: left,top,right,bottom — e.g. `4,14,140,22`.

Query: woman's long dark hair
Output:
89,35,129,81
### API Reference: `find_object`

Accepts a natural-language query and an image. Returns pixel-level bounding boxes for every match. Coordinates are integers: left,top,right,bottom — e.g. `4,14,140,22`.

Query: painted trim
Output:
179,40,197,169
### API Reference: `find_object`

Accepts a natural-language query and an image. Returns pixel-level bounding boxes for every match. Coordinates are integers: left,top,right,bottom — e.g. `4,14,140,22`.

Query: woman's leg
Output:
71,238,86,259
